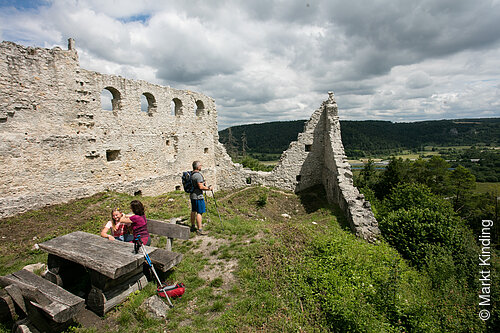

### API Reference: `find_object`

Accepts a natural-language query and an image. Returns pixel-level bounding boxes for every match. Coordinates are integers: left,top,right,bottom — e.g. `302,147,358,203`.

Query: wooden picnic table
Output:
38,231,181,315
39,231,155,279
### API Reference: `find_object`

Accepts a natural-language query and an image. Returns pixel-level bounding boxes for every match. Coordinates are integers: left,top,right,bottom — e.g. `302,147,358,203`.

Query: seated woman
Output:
119,200,151,246
100,208,134,241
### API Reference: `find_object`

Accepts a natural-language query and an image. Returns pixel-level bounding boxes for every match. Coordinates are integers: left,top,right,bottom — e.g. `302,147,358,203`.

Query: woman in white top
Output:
100,208,133,241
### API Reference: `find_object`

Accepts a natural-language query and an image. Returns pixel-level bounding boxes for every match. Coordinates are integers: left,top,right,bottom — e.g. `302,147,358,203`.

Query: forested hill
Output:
219,118,500,157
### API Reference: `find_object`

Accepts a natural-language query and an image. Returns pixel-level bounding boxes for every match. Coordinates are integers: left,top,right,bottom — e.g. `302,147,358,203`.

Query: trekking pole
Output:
210,189,224,231
203,192,211,224
134,236,174,307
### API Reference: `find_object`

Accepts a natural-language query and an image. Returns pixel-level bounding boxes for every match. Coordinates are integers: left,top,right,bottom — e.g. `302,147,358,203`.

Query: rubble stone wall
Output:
0,40,217,218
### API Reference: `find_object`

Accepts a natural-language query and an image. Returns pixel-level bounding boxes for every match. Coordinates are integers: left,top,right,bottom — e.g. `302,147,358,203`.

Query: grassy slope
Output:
0,186,487,332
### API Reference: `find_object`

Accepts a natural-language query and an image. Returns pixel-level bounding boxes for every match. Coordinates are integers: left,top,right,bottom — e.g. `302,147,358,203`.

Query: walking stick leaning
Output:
203,192,211,224
134,236,174,306
210,189,224,231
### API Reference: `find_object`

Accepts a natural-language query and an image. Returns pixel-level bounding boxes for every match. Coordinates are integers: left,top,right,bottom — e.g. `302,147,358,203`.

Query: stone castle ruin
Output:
0,40,379,241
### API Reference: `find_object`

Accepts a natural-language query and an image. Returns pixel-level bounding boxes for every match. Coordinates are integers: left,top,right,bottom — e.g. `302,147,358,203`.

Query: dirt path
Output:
191,234,236,286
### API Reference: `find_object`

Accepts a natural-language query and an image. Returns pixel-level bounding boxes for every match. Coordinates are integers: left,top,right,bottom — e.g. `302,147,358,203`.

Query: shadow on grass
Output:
297,184,351,231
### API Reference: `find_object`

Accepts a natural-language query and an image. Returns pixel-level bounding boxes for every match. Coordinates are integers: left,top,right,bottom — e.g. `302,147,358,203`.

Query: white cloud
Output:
0,0,499,128
406,71,433,89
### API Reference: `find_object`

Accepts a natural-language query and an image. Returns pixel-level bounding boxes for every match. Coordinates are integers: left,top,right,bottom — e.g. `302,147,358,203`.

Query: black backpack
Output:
182,171,195,193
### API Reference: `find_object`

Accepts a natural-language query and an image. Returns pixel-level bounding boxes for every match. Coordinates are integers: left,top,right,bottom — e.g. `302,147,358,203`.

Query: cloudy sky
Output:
1,0,500,129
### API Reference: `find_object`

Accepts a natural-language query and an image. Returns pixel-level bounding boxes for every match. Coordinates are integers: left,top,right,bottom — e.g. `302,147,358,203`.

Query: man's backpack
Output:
182,171,195,193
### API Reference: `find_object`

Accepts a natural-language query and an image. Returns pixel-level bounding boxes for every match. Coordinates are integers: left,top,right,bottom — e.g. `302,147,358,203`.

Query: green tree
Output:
224,127,239,157
241,131,249,156
356,159,378,189
380,183,453,216
408,157,427,184
423,156,450,195
448,165,476,212
374,157,411,199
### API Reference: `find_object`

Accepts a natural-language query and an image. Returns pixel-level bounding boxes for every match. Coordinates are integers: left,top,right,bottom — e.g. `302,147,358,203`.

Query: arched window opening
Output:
141,92,157,116
195,100,205,116
101,87,121,112
140,95,148,112
171,98,182,116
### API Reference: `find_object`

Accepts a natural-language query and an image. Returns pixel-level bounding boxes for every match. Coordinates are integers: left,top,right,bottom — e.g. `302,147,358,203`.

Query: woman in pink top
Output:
100,208,133,241
120,200,151,246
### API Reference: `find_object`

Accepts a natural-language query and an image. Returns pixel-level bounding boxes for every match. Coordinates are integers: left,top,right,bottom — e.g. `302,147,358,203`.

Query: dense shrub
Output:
379,183,452,216
379,184,479,286
293,232,443,332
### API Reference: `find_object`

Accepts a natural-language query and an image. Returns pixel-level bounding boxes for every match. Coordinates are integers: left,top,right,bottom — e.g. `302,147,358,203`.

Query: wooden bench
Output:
147,218,190,251
0,269,85,332
143,219,188,275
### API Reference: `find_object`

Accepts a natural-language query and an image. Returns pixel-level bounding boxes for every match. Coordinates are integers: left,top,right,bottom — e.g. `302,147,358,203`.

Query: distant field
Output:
432,145,473,150
347,158,384,164
391,152,441,160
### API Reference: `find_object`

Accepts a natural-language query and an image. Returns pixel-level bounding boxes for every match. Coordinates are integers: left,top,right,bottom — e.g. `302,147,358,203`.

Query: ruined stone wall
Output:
215,93,380,241
0,40,217,218
321,95,380,241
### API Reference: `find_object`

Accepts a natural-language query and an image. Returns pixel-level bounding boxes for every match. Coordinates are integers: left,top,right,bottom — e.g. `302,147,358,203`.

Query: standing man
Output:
190,160,211,235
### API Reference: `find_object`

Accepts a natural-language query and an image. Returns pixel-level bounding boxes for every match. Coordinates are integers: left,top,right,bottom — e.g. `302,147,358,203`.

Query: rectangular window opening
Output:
106,150,121,162
305,144,312,152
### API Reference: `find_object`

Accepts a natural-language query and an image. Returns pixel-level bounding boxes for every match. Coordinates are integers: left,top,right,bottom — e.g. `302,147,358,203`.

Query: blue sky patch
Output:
0,0,49,10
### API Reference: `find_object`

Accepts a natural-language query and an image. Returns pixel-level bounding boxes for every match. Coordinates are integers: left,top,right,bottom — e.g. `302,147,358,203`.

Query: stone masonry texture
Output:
0,40,379,241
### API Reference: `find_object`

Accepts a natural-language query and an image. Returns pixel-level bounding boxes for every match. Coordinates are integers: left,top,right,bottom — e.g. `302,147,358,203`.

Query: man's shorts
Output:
191,198,206,214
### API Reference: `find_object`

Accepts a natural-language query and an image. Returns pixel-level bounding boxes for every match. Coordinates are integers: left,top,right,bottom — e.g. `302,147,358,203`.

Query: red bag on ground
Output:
158,283,185,299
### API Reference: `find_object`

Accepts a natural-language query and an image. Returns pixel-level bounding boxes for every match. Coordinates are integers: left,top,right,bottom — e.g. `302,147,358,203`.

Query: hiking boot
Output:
190,225,197,232
196,229,208,236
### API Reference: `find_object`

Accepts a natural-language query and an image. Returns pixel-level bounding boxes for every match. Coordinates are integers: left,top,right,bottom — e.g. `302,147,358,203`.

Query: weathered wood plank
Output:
147,219,190,240
30,301,71,323
24,301,75,333
0,270,85,323
102,273,148,313
148,250,183,272
13,318,41,333
88,265,143,291
13,270,82,309
39,231,157,279
87,273,148,316
44,270,63,287
4,284,27,314
0,289,16,322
